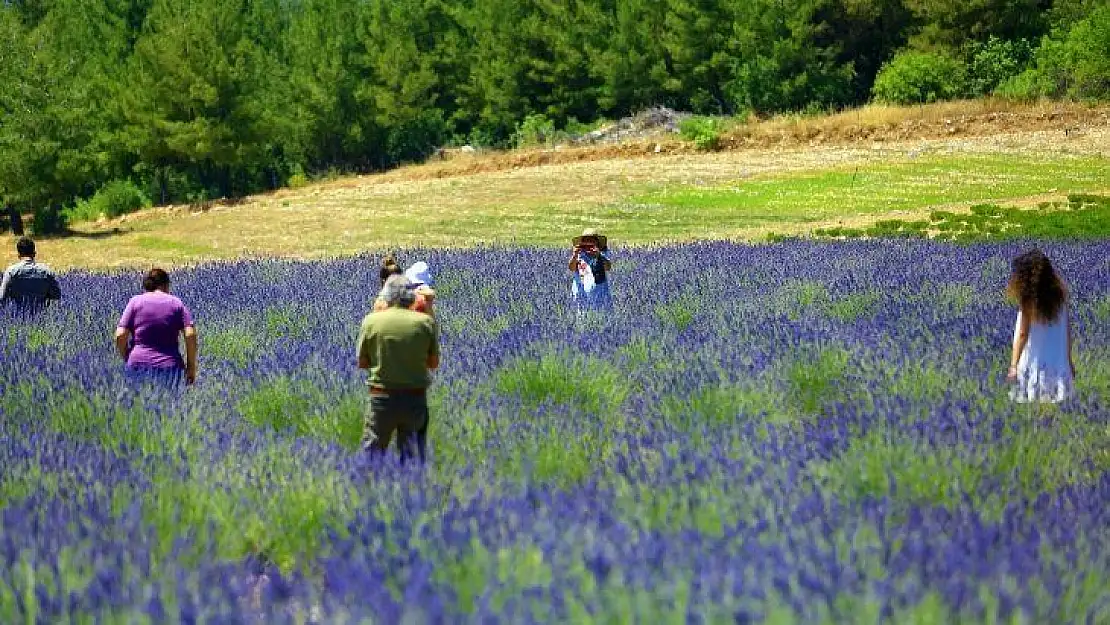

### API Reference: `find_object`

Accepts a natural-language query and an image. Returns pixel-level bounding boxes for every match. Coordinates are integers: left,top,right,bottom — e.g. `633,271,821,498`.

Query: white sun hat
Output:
572,228,607,249
404,261,434,288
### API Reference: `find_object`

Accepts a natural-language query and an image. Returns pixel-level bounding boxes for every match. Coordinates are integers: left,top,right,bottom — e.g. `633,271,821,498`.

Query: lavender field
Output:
2,240,1110,624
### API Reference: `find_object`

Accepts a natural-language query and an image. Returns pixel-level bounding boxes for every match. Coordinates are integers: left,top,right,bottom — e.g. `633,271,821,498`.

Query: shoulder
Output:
392,308,437,329
120,294,143,316
416,313,438,335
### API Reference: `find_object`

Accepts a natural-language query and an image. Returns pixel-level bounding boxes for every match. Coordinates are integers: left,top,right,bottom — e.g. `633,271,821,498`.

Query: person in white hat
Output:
568,228,613,316
404,261,436,317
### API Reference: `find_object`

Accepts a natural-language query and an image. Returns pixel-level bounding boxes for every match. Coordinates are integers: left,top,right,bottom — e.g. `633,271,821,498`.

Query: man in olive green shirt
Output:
357,274,440,464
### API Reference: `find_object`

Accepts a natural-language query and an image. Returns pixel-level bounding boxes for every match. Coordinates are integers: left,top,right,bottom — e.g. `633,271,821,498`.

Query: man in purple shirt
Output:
114,268,199,384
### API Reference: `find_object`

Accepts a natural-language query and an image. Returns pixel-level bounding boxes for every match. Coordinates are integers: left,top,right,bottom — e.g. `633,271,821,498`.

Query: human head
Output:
378,274,416,309
574,228,607,255
143,268,171,293
1006,249,1066,322
380,253,403,286
15,236,35,259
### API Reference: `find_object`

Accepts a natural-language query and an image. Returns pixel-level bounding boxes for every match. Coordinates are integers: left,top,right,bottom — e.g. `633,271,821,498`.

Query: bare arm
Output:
1009,310,1031,378
183,326,198,384
568,248,579,271
1067,311,1075,377
416,288,435,318
427,324,440,370
114,328,131,361
356,321,373,370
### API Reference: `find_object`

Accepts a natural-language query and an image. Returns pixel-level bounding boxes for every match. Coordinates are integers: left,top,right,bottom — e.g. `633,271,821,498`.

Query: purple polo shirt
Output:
117,291,195,369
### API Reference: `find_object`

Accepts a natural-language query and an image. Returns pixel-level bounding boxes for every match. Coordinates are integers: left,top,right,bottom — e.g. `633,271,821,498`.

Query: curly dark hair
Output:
1006,249,1067,323
379,253,403,286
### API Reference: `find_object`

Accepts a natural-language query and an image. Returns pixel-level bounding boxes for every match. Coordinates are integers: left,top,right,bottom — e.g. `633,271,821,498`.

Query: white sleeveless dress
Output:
1010,308,1074,404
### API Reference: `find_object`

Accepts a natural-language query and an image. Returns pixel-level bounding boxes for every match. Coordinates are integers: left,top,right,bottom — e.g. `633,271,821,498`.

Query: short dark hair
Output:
15,237,35,258
143,268,171,292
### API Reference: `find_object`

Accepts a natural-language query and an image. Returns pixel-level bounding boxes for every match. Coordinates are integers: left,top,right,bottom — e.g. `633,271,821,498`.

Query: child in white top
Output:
1006,249,1075,404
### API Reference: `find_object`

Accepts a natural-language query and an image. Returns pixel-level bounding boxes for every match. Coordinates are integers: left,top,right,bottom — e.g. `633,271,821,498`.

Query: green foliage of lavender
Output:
2,242,1110,622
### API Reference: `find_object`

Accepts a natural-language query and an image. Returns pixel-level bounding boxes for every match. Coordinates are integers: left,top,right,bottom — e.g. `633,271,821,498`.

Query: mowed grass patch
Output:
813,193,1110,242
134,236,216,257
33,146,1110,272
635,154,1108,235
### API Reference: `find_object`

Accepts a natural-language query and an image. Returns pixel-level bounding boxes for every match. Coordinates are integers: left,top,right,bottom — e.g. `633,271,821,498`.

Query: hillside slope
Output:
30,101,1110,272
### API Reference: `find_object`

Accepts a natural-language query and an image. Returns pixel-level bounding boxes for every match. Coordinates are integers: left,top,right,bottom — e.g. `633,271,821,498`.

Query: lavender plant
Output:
1,241,1109,623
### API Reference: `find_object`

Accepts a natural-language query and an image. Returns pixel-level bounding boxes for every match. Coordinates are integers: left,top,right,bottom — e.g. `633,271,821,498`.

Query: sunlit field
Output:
3,241,1110,623
33,124,1110,272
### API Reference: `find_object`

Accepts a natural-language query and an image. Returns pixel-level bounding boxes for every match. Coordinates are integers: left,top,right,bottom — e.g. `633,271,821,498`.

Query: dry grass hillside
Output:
23,100,1110,272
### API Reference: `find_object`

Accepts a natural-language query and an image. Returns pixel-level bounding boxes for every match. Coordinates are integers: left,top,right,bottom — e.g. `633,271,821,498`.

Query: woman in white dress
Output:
1005,249,1076,403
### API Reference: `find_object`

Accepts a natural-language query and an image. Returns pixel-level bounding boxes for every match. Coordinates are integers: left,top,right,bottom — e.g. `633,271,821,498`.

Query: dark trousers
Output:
362,392,429,465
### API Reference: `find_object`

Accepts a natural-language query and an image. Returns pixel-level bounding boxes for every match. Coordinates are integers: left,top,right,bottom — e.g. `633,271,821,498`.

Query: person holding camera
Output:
569,228,613,316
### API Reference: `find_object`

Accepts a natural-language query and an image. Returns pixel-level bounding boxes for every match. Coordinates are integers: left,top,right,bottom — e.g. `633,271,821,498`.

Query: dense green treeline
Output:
0,0,1106,232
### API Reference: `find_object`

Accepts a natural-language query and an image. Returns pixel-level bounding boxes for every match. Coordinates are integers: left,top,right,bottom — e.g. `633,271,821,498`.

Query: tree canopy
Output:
0,0,1103,229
